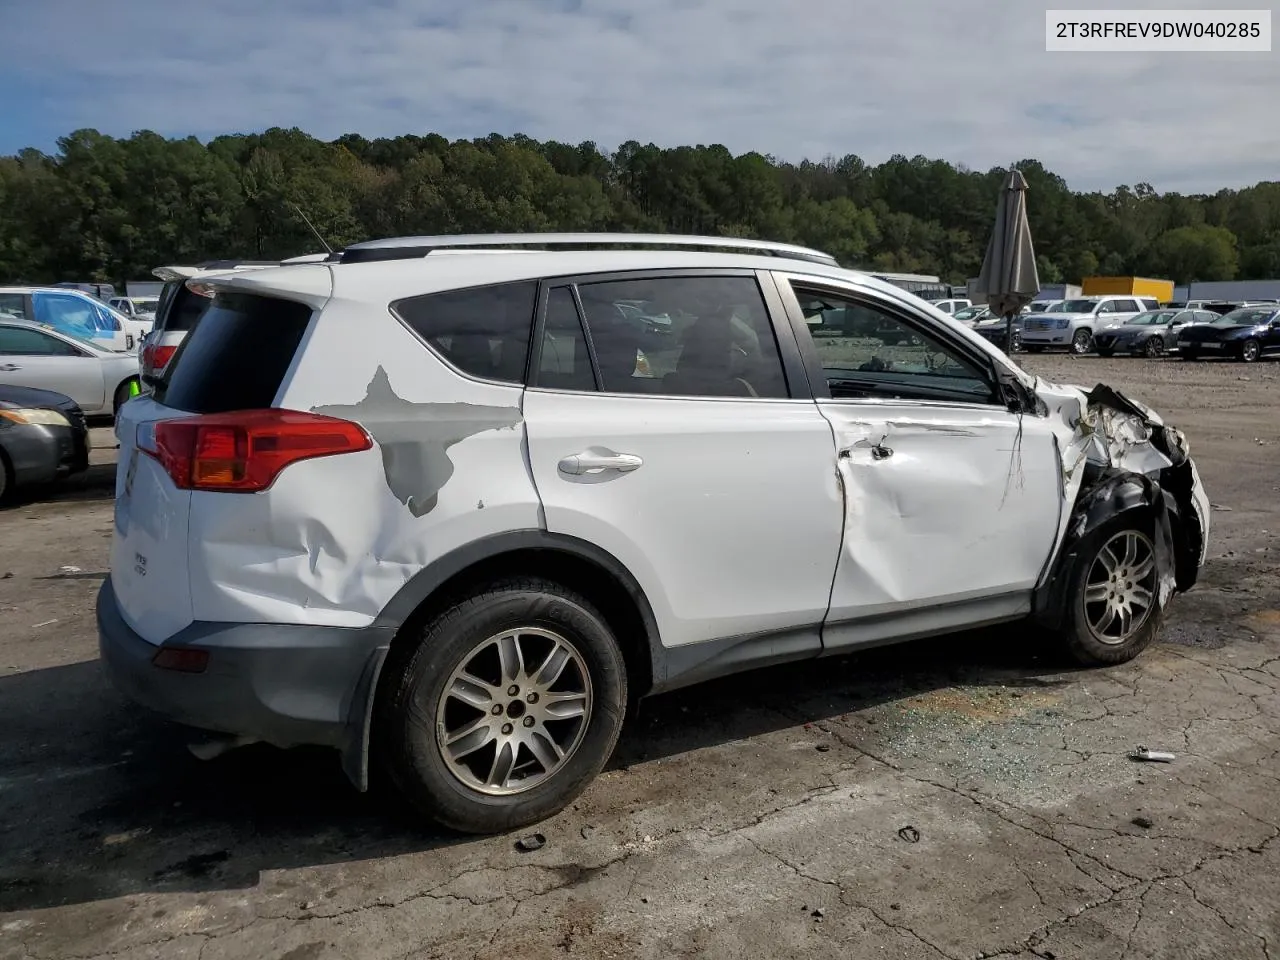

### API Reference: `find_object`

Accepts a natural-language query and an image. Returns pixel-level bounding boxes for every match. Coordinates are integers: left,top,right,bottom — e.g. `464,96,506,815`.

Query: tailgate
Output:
110,395,196,643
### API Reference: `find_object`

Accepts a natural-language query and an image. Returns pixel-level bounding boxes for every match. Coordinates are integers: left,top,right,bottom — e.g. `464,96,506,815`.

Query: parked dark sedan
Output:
1094,308,1221,358
1176,307,1280,362
0,384,89,502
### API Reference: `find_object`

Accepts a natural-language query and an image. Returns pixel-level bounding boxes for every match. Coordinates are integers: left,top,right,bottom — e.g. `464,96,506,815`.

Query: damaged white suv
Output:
99,234,1210,833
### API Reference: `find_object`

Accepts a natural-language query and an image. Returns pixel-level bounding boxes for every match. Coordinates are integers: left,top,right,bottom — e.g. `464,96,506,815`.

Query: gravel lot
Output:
2,355,1278,960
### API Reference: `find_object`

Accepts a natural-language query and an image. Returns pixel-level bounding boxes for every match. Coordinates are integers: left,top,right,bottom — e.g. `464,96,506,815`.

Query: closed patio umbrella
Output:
976,168,1040,355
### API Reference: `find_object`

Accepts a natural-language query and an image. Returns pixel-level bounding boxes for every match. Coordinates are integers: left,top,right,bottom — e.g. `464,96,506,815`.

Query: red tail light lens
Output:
138,409,372,492
141,343,178,374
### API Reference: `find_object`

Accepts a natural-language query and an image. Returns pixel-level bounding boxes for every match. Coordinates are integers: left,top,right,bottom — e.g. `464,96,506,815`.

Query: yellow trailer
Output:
1081,276,1175,303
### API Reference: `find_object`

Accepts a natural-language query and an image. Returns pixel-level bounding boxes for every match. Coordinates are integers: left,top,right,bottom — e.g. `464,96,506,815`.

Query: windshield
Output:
1059,299,1098,313
1216,308,1277,325
952,306,985,321
1129,311,1175,326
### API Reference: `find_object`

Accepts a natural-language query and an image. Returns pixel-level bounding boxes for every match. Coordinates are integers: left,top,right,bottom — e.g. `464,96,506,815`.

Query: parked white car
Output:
1021,296,1161,354
97,233,1210,834
0,319,141,417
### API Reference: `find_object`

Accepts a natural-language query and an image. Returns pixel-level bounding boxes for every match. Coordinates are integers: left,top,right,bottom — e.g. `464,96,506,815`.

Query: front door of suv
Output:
522,270,844,657
771,275,1064,651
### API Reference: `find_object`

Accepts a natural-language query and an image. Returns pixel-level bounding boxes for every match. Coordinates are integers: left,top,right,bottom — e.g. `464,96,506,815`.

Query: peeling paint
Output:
313,367,522,517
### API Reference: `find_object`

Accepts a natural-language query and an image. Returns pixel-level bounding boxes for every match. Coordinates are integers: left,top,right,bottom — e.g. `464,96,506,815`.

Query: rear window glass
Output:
393,281,537,384
159,284,215,333
154,293,312,413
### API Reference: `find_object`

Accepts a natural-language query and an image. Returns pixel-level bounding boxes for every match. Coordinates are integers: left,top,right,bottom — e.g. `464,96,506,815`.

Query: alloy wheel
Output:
436,627,593,796
1242,339,1261,362
1083,530,1158,645
1145,336,1164,358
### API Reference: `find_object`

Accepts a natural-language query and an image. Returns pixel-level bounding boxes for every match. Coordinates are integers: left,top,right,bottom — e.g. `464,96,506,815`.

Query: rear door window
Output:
0,326,81,356
153,293,313,413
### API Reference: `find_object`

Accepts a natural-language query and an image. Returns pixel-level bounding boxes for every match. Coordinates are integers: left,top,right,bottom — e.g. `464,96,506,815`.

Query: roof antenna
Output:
290,202,333,255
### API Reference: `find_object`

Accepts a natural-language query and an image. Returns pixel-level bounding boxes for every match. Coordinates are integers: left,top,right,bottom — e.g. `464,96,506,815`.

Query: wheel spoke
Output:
527,730,564,773
533,644,572,689
1121,534,1140,569
497,634,525,684
542,691,588,719
486,740,517,788
1117,605,1133,637
446,719,495,759
1098,544,1119,574
1085,583,1110,603
1131,555,1155,581
448,673,497,710
1130,585,1152,609
1094,604,1117,635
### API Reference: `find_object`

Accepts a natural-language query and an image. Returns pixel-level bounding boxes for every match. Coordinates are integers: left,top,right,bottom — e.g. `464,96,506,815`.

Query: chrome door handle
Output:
558,450,644,475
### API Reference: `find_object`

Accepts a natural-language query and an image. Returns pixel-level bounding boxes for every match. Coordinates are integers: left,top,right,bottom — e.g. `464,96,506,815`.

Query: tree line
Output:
2,127,1276,288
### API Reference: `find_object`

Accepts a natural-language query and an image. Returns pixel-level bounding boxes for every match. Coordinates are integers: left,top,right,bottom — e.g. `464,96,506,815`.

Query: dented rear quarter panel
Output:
185,294,542,628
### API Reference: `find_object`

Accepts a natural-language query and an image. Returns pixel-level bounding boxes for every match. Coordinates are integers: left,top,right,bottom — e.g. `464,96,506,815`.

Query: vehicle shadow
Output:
0,625,1079,914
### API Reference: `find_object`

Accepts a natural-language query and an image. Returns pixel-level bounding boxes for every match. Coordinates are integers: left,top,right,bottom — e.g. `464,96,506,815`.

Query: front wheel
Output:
378,578,627,833
1241,338,1262,363
113,377,141,417
1070,329,1094,355
1144,336,1165,358
1059,517,1164,666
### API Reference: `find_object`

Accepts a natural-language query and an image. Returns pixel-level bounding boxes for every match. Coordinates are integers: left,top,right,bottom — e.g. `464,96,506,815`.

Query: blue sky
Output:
2,0,1276,193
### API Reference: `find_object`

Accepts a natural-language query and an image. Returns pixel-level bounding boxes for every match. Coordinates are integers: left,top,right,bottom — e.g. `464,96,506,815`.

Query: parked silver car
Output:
0,319,141,418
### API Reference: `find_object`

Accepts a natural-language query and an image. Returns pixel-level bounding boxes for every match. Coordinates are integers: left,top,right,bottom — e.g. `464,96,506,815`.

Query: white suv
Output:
1022,296,1161,354
97,234,1210,833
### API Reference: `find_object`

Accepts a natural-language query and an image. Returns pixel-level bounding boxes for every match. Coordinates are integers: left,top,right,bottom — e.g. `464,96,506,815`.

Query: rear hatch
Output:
111,290,324,643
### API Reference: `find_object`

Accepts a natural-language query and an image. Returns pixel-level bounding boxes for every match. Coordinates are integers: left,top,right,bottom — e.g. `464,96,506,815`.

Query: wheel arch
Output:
344,531,662,792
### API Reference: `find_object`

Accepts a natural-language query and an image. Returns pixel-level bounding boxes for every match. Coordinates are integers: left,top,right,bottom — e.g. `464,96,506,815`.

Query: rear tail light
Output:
140,343,177,375
137,409,372,492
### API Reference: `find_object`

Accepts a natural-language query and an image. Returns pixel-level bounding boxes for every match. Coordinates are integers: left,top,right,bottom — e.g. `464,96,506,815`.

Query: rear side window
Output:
393,281,537,384
154,293,312,414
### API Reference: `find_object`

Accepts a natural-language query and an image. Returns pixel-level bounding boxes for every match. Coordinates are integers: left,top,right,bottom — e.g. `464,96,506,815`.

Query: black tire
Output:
1009,330,1022,353
1096,346,1115,358
1058,512,1164,667
1144,336,1164,358
377,578,627,834
1240,338,1262,363
0,448,12,505
113,378,140,417
1070,328,1094,355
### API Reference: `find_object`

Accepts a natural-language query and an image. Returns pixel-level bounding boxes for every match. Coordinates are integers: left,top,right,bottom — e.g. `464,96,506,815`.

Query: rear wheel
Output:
378,578,627,833
0,449,12,505
1241,338,1262,363
1144,336,1164,358
1070,328,1094,355
1059,517,1163,666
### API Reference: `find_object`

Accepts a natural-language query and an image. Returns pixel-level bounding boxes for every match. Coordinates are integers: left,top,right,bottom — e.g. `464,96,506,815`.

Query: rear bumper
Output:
96,577,393,755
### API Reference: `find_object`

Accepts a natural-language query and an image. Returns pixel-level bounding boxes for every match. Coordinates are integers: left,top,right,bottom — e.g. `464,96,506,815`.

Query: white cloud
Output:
4,0,1277,192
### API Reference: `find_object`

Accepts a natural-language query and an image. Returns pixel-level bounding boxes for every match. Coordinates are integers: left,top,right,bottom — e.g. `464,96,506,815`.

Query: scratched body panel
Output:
185,294,540,628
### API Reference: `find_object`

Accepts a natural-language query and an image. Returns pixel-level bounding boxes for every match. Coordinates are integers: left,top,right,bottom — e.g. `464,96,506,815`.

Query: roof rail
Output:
336,233,839,267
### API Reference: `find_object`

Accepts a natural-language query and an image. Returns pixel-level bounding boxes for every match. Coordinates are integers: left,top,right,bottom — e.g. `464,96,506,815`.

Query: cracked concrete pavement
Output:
1,355,1278,960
